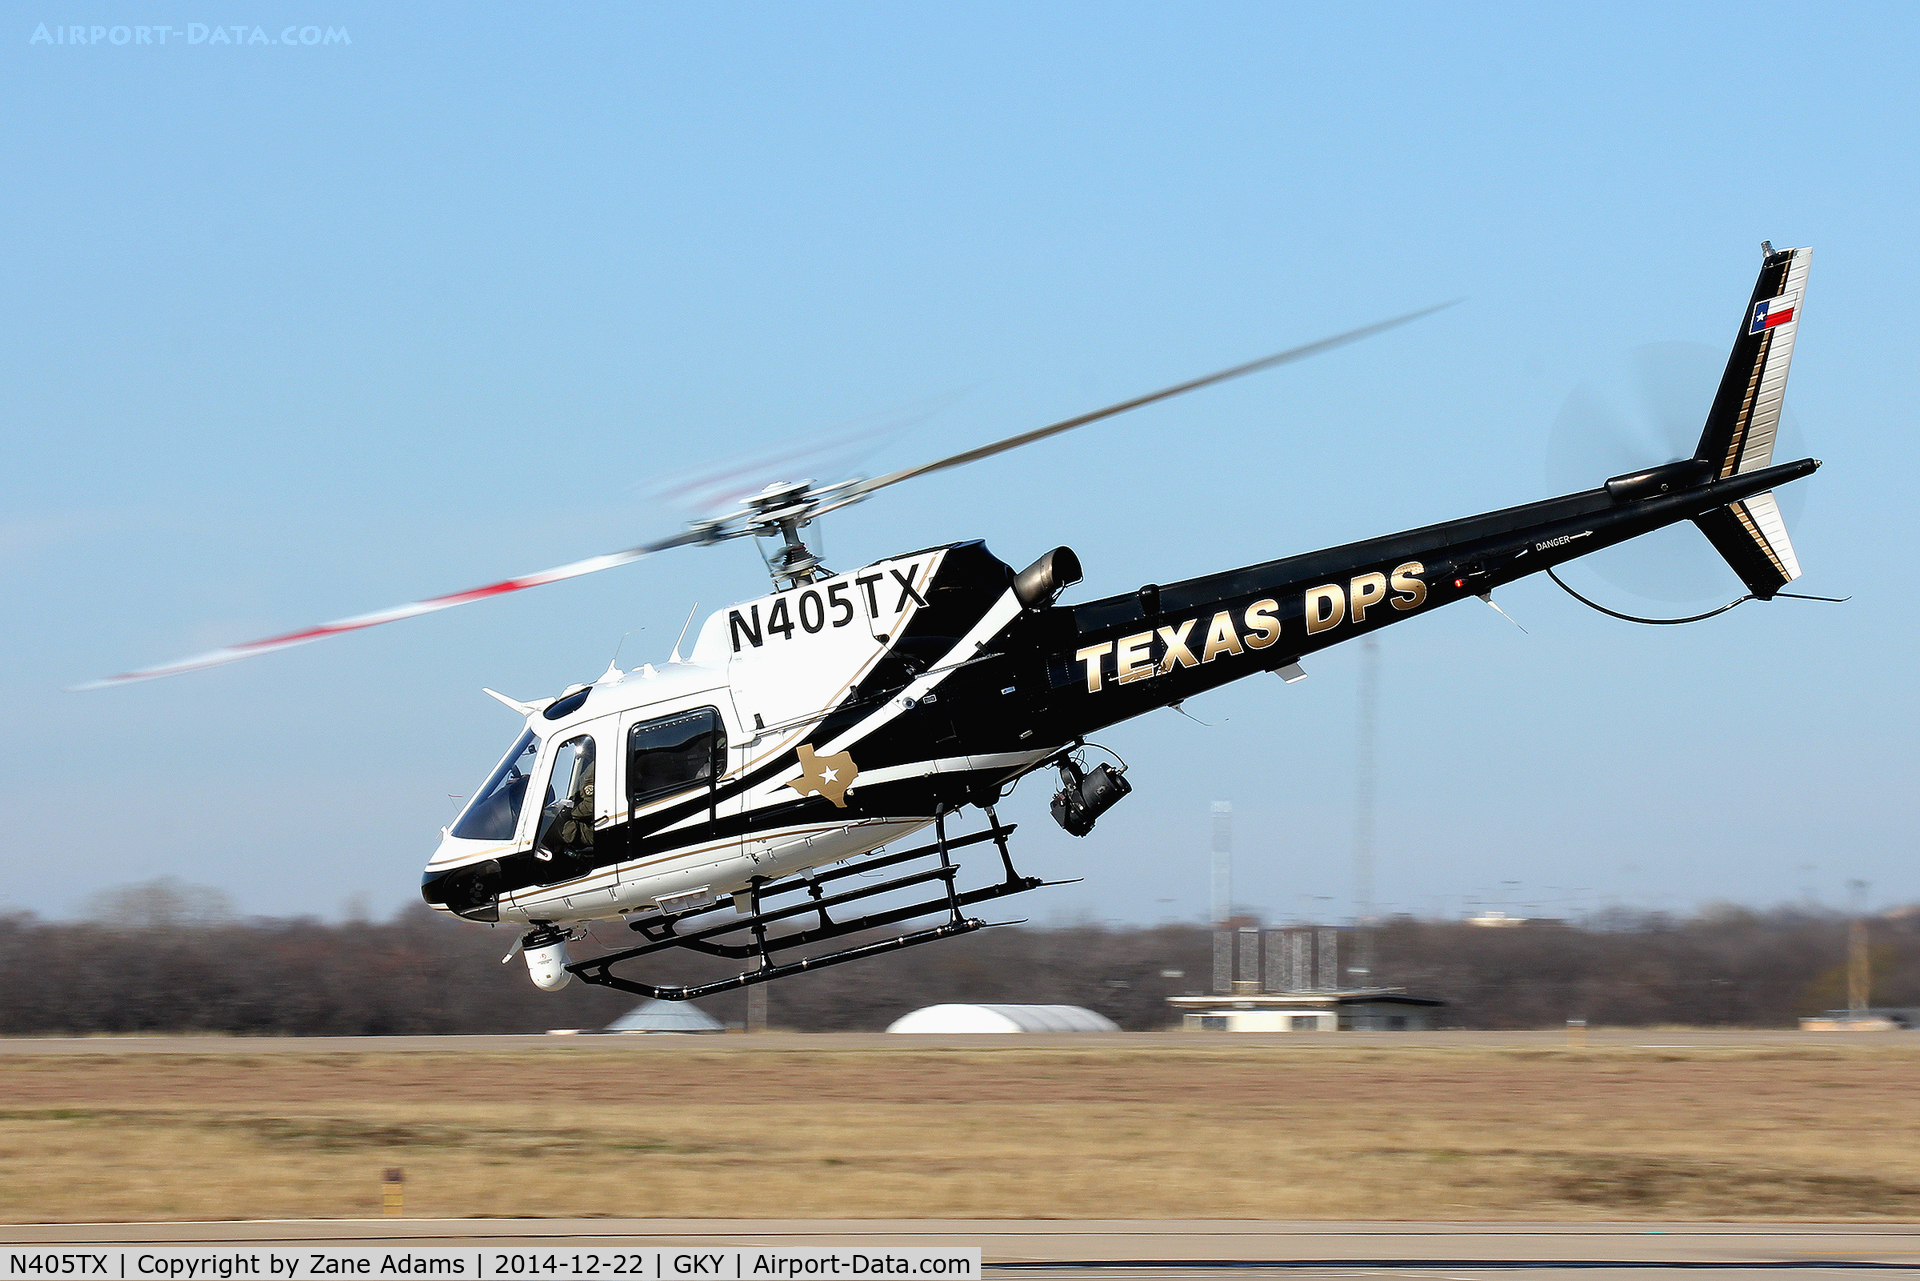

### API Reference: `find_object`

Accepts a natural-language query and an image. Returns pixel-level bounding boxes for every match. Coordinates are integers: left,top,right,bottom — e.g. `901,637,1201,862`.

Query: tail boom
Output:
1046,454,1819,741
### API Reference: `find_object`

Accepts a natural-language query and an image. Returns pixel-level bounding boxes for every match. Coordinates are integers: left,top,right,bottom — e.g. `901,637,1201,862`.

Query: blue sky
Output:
3,3,1914,925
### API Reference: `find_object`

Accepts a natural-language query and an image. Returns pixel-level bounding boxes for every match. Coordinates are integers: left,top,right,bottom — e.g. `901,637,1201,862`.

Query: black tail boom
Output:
1044,456,1819,738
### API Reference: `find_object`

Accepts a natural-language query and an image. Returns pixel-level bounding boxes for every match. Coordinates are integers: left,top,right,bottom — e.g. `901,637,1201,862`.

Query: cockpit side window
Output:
629,707,727,816
534,735,597,871
450,729,540,842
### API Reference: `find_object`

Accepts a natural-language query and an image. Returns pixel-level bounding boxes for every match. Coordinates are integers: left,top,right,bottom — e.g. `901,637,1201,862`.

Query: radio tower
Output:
1210,800,1233,994
1353,636,1380,981
1848,879,1871,1019
1211,800,1233,926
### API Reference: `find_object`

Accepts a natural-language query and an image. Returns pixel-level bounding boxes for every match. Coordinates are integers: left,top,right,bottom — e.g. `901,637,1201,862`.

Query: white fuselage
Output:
423,545,1055,928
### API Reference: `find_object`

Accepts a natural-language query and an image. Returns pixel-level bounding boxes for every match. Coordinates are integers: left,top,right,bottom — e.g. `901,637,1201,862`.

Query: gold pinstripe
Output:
1729,499,1789,580
1720,328,1772,480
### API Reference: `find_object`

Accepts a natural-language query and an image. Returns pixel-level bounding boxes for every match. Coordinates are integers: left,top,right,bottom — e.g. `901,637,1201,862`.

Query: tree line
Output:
0,880,1912,1035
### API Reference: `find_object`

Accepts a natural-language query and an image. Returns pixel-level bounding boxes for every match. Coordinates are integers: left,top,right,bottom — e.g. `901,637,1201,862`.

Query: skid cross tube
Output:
934,808,965,919
983,804,1020,882
566,813,1058,1001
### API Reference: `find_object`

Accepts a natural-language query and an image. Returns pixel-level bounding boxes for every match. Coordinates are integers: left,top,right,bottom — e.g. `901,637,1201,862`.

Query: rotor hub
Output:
736,480,846,587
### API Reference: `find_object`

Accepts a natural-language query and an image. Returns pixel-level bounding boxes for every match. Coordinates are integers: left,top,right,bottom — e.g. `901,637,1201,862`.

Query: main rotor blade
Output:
72,529,708,690
77,304,1450,691
847,302,1455,500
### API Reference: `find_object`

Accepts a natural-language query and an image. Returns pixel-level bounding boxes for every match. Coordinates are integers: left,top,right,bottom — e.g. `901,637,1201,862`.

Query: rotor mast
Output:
739,480,844,588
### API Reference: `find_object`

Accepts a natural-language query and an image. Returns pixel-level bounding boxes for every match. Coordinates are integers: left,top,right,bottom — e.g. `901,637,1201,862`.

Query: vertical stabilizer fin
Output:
1696,244,1812,479
1690,245,1813,600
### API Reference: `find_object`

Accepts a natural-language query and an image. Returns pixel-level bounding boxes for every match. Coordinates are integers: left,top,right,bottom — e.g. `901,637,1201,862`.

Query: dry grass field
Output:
1,1039,1917,1223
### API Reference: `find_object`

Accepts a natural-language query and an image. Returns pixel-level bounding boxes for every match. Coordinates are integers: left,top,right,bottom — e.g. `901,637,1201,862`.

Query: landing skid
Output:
566,807,1072,1002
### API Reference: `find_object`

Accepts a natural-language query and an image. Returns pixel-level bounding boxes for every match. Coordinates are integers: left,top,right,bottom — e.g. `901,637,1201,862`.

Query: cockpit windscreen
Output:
450,729,540,841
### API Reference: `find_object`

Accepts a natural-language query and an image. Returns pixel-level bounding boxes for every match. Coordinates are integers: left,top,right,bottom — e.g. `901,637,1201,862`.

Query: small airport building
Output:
1171,924,1447,1031
1168,988,1444,1032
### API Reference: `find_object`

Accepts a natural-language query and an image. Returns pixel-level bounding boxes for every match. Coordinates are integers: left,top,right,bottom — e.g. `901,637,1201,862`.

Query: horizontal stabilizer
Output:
1694,490,1801,599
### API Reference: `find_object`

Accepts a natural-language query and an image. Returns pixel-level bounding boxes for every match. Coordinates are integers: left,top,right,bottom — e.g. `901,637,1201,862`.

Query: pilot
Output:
557,757,596,855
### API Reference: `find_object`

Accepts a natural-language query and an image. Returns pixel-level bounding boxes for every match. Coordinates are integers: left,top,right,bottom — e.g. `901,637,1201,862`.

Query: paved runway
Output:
4,1220,1917,1276
0,1029,1910,1054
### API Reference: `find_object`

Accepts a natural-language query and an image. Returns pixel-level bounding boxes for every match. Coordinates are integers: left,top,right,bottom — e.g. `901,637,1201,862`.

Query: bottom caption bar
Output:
2,1250,982,1281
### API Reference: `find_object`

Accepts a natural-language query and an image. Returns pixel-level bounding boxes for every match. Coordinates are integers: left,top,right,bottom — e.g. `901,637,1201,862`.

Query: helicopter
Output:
85,244,1825,1001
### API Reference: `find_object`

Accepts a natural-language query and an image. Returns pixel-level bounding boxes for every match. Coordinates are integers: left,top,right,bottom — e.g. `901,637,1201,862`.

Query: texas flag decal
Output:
1750,292,1799,335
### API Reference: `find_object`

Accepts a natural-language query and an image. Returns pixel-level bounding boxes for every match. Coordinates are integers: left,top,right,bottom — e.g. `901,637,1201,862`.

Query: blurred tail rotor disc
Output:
1545,342,1807,604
